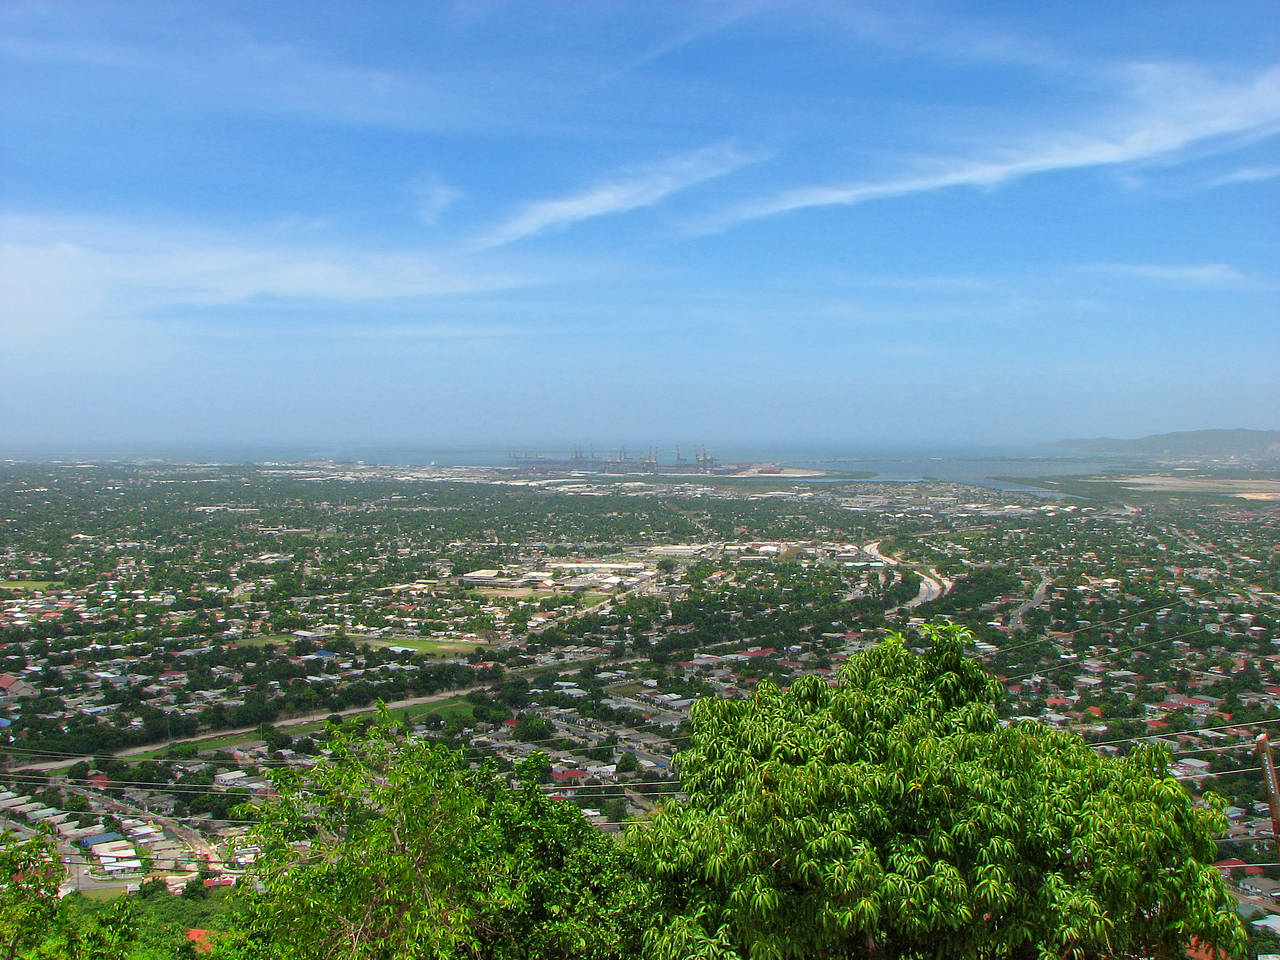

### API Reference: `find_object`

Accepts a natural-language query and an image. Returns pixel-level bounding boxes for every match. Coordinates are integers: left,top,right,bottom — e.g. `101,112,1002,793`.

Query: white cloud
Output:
412,174,462,224
477,143,760,248
702,63,1280,230
0,20,531,135
597,1,767,85
0,215,535,343
1085,262,1271,289
1206,164,1280,187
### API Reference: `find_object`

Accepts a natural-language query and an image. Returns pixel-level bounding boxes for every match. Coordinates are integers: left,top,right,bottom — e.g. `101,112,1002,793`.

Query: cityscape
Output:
2,449,1279,948
2,0,1277,956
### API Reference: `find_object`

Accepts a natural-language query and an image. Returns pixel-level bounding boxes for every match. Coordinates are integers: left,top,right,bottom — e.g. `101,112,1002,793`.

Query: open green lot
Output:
232,633,489,657
129,729,270,760
129,695,482,759
233,633,296,647
0,580,64,592
365,637,487,656
471,588,612,606
76,887,127,902
404,695,476,726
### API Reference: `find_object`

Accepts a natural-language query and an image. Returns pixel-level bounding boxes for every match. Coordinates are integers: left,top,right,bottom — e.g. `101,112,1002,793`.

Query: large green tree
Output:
0,830,139,960
1,831,62,960
218,710,646,960
632,624,1245,960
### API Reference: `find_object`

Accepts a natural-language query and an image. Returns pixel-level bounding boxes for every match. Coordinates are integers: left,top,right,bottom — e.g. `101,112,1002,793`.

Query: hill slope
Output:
1053,428,1280,459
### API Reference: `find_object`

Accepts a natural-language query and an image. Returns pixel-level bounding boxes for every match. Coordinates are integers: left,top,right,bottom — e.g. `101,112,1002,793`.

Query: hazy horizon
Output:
2,2,1277,449
3,431,1274,469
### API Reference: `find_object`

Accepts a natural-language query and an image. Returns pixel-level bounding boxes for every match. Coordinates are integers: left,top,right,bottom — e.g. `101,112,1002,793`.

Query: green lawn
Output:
234,633,296,647
128,728,269,759
367,637,487,656
75,887,127,902
404,695,475,725
0,580,63,591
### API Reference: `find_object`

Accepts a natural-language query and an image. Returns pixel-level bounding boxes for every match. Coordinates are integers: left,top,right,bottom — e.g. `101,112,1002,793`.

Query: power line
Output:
1006,627,1211,683
0,772,682,801
1088,716,1280,750
987,601,1185,658
0,727,692,768
1170,742,1257,759
1184,766,1262,780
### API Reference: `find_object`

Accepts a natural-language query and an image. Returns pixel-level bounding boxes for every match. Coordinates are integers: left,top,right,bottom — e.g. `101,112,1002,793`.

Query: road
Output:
905,571,946,608
0,812,132,896
16,684,493,772
859,541,951,611
530,573,666,633
18,645,659,774
1009,570,1054,630
61,783,220,865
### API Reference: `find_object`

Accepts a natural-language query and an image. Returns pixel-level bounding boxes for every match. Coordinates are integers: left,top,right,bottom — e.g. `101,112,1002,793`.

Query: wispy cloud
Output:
1206,164,1280,188
1084,262,1272,290
597,2,767,85
804,2,1066,70
476,143,760,248
0,18,532,134
411,174,462,225
701,63,1280,230
0,215,536,343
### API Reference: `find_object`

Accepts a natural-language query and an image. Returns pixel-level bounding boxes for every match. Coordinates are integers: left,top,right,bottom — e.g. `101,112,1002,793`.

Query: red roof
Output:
1186,937,1234,959
187,930,213,954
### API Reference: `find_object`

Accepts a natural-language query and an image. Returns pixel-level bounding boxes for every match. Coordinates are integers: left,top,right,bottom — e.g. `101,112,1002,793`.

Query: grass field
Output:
0,580,63,592
405,695,475,725
1006,473,1279,506
129,729,271,760
77,887,126,902
471,588,612,607
232,632,488,657
365,637,487,655
233,633,296,647
604,681,645,697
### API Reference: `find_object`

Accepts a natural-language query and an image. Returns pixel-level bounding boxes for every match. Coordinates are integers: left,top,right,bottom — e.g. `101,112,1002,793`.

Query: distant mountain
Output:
1052,428,1280,460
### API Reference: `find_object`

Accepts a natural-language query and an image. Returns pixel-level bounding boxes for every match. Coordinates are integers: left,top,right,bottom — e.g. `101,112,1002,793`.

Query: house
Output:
0,674,35,699
1240,876,1280,897
1252,914,1280,936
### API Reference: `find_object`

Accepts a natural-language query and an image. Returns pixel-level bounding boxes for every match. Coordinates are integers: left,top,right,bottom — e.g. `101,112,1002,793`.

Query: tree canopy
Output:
218,712,647,960
632,624,1245,960
0,830,141,960
1,625,1249,959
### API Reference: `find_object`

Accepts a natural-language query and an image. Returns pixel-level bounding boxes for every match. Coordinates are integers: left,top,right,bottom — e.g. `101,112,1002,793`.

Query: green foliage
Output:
513,713,553,742
0,833,157,960
32,898,141,960
217,708,646,959
1,830,63,959
631,624,1245,960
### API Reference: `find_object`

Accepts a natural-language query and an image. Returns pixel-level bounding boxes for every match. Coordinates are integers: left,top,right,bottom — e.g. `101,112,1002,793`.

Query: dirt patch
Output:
1115,475,1280,499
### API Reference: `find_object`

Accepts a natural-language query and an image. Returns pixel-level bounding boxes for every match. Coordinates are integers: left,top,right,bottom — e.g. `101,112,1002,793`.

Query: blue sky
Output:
1,1,1277,454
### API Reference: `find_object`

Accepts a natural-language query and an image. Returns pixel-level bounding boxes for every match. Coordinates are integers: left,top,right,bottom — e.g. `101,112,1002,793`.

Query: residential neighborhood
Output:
2,460,1278,935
